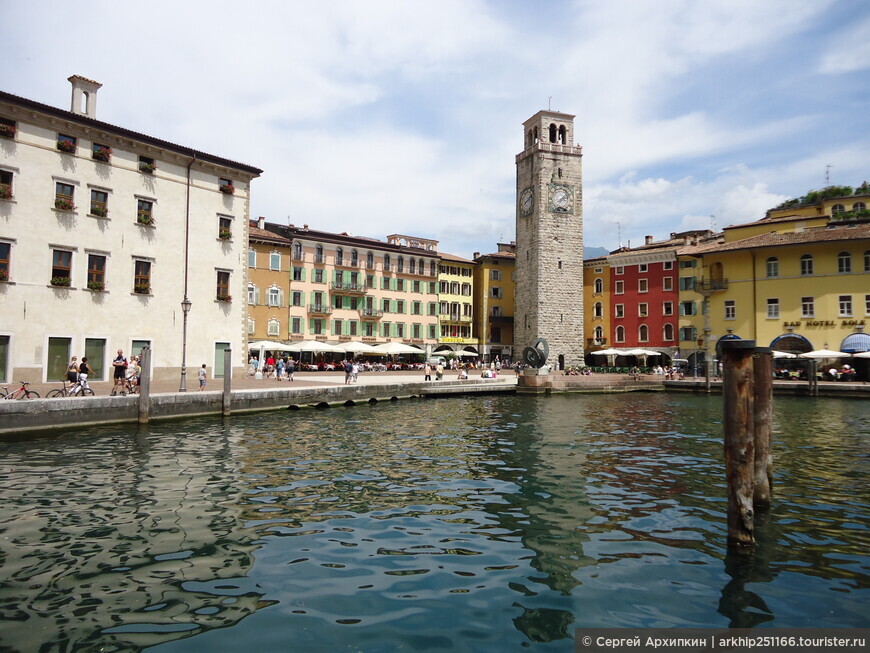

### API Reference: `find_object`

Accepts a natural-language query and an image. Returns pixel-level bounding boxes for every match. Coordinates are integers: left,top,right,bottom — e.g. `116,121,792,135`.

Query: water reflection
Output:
0,395,866,652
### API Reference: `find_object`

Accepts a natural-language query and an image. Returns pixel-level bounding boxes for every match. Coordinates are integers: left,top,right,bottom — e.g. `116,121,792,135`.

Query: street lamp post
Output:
179,297,192,392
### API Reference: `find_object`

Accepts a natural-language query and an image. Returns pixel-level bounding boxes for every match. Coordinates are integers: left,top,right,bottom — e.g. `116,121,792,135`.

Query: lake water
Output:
0,393,867,652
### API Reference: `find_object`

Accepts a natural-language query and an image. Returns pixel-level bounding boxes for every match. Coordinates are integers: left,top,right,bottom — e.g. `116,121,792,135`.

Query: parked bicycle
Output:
1,381,40,399
46,377,94,398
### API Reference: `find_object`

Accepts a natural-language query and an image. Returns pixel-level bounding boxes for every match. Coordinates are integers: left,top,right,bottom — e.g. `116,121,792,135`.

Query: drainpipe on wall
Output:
179,155,196,392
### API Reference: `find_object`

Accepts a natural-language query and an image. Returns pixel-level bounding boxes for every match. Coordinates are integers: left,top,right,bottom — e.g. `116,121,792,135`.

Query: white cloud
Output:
818,15,870,74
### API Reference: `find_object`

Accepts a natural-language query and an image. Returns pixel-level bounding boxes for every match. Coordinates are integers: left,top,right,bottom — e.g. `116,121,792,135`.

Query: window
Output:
350,321,358,336
267,286,281,307
219,177,234,194
47,337,72,381
218,216,232,240
766,298,779,319
216,271,231,301
800,254,813,276
313,319,324,336
55,182,75,211
663,277,673,292
383,254,391,271
381,322,391,338
866,295,870,316
409,258,416,274
0,169,13,200
248,318,255,335
382,298,391,313
638,264,648,273
663,324,675,341
383,277,391,290
663,301,673,316
336,248,344,265
248,283,257,305
412,301,422,315
854,202,867,211
0,117,15,140
134,260,151,294
292,266,303,281
92,142,111,162
293,242,303,260
270,252,281,271
413,280,421,293
490,269,502,281
291,291,302,307
680,301,696,316
291,317,302,334
724,300,735,320
138,156,156,174
801,296,814,318
491,287,502,299
267,319,280,337
366,251,374,269
766,257,779,278
638,303,648,317
831,204,845,214
615,326,625,343
396,279,405,292
838,251,852,274
614,304,624,318
680,327,696,342
680,260,696,269
839,295,852,317
864,250,870,272
136,199,154,225
315,244,324,263
87,254,106,290
351,250,359,266
248,249,256,268
664,261,674,270
396,300,405,313
333,319,343,335
594,326,604,340
397,257,404,273
614,266,624,275
51,249,72,284
491,305,502,317
679,277,696,291
314,269,324,283
594,278,603,294
57,133,77,153
333,294,343,310
593,302,603,318
396,323,404,338
615,280,624,294
90,189,108,217
430,260,437,276
0,241,10,282
638,325,649,342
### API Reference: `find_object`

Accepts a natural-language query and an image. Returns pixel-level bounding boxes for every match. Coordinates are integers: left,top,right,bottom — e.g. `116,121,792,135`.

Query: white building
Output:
0,76,262,384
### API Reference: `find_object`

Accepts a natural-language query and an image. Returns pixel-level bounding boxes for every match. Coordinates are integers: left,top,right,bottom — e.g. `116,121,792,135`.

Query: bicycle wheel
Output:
24,391,40,399
46,389,65,398
82,388,95,396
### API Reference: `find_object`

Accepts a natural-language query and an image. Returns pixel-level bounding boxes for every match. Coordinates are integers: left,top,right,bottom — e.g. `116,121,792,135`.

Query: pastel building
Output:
0,77,261,383
435,252,478,358
473,243,516,362
583,256,609,350
246,221,294,342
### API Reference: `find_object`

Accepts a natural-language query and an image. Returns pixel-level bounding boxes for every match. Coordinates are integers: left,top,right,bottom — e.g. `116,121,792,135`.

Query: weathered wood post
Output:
721,340,756,549
137,346,152,424
752,347,773,507
222,348,232,417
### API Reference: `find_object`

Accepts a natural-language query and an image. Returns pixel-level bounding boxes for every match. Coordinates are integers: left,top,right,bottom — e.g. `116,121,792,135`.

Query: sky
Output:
4,0,869,258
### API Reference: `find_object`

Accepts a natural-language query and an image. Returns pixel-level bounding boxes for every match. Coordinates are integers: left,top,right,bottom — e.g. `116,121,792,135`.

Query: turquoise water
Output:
0,394,867,651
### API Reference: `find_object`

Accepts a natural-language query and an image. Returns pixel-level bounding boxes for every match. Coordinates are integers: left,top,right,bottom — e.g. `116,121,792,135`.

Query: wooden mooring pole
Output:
137,346,152,424
752,348,773,507
222,348,232,417
721,340,756,550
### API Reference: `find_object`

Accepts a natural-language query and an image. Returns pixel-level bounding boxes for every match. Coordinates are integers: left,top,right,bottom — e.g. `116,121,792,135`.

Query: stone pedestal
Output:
518,369,553,392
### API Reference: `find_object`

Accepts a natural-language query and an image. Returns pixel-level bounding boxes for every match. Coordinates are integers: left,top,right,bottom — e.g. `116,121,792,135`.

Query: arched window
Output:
800,254,814,276
549,123,557,142
663,323,675,341
615,326,625,343
384,254,391,271
832,204,845,214
409,258,416,274
533,126,539,143
293,242,302,260
558,125,566,144
351,249,358,266
594,278,603,294
594,326,604,340
315,244,324,263
639,325,649,342
593,302,603,318
366,251,374,269
397,256,404,273
526,129,534,148
766,257,779,278
430,260,437,276
853,202,866,211
335,247,344,266
838,251,852,273
419,258,425,273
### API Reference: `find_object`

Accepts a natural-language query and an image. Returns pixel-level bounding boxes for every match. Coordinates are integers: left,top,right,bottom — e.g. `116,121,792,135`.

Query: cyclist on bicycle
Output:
78,357,95,394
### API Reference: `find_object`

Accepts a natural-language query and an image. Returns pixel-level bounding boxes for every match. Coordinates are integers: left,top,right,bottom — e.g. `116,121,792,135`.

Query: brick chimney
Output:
257,216,265,229
645,235,653,245
68,75,102,119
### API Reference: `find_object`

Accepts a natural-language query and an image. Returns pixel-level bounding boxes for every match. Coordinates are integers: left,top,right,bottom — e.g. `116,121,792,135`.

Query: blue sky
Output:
4,0,869,257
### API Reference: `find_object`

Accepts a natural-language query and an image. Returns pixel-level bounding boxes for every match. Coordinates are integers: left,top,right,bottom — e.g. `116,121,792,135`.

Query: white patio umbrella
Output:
772,350,797,359
851,351,870,359
622,348,660,357
248,340,294,351
286,340,339,353
341,341,378,354
799,349,849,359
591,348,622,356
371,342,425,355
455,349,480,358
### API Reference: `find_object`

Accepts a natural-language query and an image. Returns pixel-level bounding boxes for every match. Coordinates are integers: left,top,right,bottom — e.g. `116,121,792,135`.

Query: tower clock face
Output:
519,187,534,217
548,184,573,214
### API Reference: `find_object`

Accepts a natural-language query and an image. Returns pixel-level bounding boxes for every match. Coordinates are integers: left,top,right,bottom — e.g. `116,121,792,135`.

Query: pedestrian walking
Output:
79,357,95,393
424,363,432,381
287,357,296,381
67,356,79,384
198,364,207,391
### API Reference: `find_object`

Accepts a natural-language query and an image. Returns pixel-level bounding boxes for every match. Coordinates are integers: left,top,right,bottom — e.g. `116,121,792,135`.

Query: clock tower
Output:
515,110,584,368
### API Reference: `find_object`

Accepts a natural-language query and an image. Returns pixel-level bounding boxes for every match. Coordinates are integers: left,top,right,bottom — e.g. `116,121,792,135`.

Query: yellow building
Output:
436,253,478,359
473,243,516,363
583,256,610,350
246,220,294,342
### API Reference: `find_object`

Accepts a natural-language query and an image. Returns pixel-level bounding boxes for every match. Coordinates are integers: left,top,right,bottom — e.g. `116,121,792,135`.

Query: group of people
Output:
64,349,141,395
249,355,297,381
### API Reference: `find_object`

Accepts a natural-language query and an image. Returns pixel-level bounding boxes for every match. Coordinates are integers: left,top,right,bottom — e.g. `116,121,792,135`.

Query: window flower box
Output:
50,276,71,287
219,184,235,195
91,205,108,218
217,294,232,303
139,162,156,174
57,139,76,153
218,227,232,240
137,213,154,226
92,147,112,162
134,283,151,294
0,186,12,201
54,197,76,211
0,124,15,138
87,281,105,292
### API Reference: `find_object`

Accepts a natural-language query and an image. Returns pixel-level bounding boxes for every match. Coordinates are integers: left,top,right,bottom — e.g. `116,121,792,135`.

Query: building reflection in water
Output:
0,423,268,651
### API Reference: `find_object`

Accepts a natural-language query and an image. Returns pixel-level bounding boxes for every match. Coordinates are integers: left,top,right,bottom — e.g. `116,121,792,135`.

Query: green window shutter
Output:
300,268,306,282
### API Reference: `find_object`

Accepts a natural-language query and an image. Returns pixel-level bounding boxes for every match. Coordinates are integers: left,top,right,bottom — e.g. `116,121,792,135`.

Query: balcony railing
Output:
697,278,729,293
587,337,607,347
331,282,367,294
359,308,384,320
314,254,325,264
307,304,333,315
